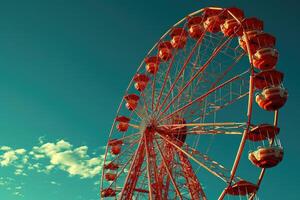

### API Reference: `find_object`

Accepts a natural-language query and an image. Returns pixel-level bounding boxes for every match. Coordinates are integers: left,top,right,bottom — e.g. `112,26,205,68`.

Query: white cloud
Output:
50,181,61,186
0,148,26,167
0,139,106,179
0,151,18,166
0,177,24,196
13,191,24,197
0,146,11,151
15,149,26,155
45,164,55,172
38,136,45,144
14,168,27,176
15,186,22,190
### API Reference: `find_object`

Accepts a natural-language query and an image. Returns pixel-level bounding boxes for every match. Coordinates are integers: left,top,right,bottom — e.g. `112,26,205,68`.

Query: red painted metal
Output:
226,7,244,19
187,16,205,39
104,162,119,170
256,87,288,111
253,69,284,90
203,7,243,33
242,17,264,31
158,41,173,62
253,47,278,70
248,147,284,168
145,56,160,75
154,24,185,112
221,19,243,36
158,34,235,117
218,15,257,200
120,140,146,200
101,188,116,197
169,27,188,49
134,74,150,92
226,180,258,196
239,31,276,54
156,32,206,115
246,124,280,141
249,111,279,200
104,173,117,181
151,74,156,111
115,116,130,132
155,140,183,199
124,94,140,111
144,130,163,199
178,151,207,200
160,70,247,122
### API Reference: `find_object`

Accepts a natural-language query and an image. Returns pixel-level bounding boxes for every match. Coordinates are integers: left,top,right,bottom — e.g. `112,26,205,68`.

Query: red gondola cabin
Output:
158,41,173,61
242,17,264,32
108,139,123,155
203,7,244,33
253,48,278,70
226,7,244,19
110,145,121,155
187,16,204,39
226,180,258,196
239,31,276,54
104,162,119,170
145,56,160,75
253,69,284,90
220,8,244,37
221,19,243,37
203,9,224,33
133,74,150,92
124,94,140,111
246,124,280,141
256,86,288,111
248,147,284,168
115,116,130,132
105,173,117,181
101,188,116,197
169,27,188,49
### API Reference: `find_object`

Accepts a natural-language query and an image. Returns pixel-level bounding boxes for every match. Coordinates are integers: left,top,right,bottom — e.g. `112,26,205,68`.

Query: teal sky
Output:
0,0,299,199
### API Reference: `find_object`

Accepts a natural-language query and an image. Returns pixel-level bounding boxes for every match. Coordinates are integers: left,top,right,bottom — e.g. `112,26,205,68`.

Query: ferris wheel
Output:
100,6,288,200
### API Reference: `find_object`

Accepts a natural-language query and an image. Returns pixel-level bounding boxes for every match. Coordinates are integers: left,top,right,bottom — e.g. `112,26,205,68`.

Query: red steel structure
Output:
100,7,287,199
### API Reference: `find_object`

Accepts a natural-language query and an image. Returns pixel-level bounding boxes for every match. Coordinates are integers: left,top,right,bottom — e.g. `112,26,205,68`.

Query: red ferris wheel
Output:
100,6,288,200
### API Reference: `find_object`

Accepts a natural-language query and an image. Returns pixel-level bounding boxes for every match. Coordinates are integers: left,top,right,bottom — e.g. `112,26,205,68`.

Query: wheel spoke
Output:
110,132,141,144
158,122,245,128
156,33,207,114
151,74,157,111
128,123,140,129
157,133,241,183
158,35,236,117
154,24,188,112
156,122,245,136
107,156,134,189
189,91,249,124
106,137,140,165
159,70,249,122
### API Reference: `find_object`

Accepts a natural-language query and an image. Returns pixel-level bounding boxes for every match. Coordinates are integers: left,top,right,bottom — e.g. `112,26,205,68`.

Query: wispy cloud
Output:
50,181,61,186
0,139,107,179
0,177,24,197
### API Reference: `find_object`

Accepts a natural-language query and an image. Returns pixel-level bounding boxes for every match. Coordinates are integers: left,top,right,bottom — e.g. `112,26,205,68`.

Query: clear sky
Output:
0,0,299,199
